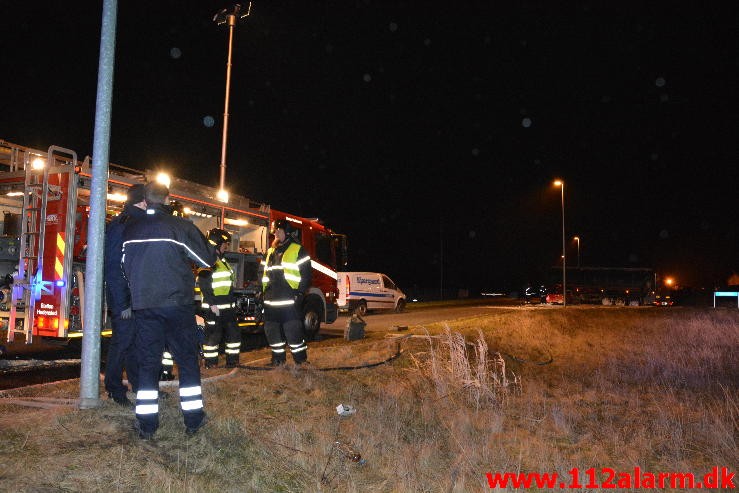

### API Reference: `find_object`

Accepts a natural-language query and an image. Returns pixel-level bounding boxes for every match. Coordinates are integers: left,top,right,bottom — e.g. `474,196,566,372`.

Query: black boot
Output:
293,350,308,365
225,356,239,368
108,392,132,407
269,354,286,367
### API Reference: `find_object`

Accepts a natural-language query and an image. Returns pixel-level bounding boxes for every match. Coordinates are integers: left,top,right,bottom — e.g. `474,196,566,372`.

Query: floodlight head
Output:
213,2,252,25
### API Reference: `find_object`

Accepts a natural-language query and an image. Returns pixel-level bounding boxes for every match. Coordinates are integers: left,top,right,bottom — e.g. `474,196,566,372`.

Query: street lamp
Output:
573,236,580,268
213,2,252,204
554,180,566,307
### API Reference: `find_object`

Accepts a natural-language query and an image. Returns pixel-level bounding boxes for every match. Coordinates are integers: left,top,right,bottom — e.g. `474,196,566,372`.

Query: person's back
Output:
123,203,214,309
121,182,216,440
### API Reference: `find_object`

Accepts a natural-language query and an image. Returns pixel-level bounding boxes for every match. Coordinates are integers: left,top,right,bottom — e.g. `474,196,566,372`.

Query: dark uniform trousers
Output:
104,315,139,397
264,303,307,364
134,305,205,433
202,307,240,366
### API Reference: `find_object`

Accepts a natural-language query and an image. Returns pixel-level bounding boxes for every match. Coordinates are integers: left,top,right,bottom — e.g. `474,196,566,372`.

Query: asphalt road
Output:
322,297,524,337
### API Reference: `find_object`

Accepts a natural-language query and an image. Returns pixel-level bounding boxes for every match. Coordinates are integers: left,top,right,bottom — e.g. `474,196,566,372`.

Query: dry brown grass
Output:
1,307,737,492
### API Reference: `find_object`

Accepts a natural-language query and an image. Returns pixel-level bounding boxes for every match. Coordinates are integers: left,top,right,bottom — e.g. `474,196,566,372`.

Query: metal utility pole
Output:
79,0,117,409
554,180,566,307
213,2,251,204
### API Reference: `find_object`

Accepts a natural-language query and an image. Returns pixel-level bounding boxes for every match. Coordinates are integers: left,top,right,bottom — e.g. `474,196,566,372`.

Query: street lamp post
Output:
554,180,566,307
574,236,580,268
213,3,252,205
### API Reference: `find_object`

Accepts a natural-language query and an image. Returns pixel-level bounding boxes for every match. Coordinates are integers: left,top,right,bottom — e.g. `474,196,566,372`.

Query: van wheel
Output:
395,299,406,313
354,301,368,317
303,300,322,341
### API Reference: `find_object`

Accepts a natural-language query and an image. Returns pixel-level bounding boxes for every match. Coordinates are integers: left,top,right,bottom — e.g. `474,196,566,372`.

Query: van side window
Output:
314,232,335,268
382,275,395,290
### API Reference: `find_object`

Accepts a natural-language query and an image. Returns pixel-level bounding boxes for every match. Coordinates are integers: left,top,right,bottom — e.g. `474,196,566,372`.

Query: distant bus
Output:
547,266,655,306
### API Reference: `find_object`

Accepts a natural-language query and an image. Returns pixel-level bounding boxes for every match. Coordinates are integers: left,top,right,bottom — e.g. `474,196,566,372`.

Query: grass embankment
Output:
1,307,737,492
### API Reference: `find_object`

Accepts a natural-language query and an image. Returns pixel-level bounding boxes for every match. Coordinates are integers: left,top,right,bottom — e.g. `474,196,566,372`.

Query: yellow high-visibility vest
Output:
211,258,234,296
262,242,303,290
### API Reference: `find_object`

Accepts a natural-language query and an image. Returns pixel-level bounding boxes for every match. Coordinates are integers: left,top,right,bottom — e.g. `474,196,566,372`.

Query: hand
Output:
294,291,304,306
210,305,221,316
120,307,133,320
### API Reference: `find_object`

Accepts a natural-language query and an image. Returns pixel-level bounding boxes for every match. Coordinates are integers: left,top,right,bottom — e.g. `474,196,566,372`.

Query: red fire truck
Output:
0,139,346,345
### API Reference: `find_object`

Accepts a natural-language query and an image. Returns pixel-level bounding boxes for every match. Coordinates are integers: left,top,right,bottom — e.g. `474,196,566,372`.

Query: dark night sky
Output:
1,1,737,294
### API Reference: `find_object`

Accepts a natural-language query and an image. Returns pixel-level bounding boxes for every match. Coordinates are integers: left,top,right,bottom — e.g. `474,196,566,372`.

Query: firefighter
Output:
122,182,216,439
159,200,190,380
103,184,147,406
199,228,241,368
262,218,312,365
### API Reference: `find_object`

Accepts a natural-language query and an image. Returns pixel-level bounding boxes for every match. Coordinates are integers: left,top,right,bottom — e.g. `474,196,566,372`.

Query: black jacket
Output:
122,204,216,310
104,203,147,316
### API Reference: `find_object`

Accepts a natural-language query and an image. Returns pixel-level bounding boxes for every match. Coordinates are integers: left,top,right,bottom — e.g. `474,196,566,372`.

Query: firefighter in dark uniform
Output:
159,200,187,381
262,218,312,365
103,184,147,405
199,228,241,368
122,182,216,439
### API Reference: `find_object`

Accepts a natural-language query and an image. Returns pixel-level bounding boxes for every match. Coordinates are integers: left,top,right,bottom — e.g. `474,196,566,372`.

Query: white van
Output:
337,272,406,316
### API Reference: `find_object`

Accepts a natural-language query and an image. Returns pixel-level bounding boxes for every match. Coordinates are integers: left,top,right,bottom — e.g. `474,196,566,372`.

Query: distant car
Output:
545,292,563,304
545,285,572,304
545,292,575,304
653,293,675,306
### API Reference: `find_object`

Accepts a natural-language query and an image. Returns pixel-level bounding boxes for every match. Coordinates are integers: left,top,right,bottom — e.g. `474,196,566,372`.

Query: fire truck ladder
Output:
7,151,52,344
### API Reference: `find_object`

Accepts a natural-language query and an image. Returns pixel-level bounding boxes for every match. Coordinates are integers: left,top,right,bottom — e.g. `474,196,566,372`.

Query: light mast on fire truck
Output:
213,2,252,208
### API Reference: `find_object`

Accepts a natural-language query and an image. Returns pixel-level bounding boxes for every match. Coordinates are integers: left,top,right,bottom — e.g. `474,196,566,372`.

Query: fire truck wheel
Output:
354,301,368,317
302,299,322,341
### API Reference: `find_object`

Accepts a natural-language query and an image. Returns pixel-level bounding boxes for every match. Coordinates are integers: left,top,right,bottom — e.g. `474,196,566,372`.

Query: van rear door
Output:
337,273,348,308
380,274,401,309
